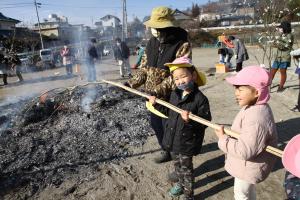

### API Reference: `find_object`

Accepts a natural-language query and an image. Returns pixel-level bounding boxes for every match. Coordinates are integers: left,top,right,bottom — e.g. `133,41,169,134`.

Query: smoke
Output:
81,85,97,113
0,95,33,133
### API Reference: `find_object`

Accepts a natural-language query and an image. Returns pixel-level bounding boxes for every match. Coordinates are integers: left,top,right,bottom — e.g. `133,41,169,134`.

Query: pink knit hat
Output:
225,66,270,104
282,134,300,178
164,56,207,86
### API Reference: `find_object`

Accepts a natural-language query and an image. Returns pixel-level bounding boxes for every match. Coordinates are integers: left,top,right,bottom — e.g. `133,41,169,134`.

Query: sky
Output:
0,0,209,27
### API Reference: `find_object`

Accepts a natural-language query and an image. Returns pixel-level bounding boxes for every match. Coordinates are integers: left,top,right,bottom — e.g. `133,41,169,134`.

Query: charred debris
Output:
0,84,151,197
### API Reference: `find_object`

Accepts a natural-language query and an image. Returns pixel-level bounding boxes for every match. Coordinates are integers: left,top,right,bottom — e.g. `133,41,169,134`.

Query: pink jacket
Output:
61,48,72,65
218,104,278,184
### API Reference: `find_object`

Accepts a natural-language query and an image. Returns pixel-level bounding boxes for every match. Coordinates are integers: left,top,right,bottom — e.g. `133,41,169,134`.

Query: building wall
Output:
40,29,59,38
0,21,16,30
200,13,218,21
236,7,255,18
101,18,120,29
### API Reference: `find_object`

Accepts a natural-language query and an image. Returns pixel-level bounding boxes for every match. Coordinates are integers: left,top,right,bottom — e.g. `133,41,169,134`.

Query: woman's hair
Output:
91,38,97,43
228,35,235,41
279,21,292,34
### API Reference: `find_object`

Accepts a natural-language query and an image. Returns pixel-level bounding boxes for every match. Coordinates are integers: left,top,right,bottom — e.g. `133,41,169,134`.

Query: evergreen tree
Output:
191,3,200,18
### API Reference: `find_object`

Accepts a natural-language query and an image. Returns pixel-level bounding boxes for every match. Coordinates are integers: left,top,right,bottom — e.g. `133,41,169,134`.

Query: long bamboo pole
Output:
102,80,283,158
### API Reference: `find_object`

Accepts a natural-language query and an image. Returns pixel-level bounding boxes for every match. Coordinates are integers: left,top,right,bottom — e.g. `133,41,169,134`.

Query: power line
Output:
0,5,32,9
41,3,122,9
0,2,32,4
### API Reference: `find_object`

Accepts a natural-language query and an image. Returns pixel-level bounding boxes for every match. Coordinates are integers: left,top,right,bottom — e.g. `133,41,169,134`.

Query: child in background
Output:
215,66,278,200
290,49,300,112
270,21,294,92
149,56,211,200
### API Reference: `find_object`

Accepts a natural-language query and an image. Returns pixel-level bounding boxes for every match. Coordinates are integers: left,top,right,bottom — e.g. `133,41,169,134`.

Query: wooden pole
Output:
102,79,284,158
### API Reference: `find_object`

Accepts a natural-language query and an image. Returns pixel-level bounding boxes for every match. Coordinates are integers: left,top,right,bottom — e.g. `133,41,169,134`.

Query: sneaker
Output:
153,151,172,163
169,183,183,197
167,171,179,183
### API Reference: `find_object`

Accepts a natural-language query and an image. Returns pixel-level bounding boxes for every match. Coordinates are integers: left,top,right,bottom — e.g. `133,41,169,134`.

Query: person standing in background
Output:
11,53,24,82
86,38,98,82
60,41,74,76
228,35,249,72
115,38,131,78
0,49,8,85
132,45,145,69
290,48,300,112
270,21,294,92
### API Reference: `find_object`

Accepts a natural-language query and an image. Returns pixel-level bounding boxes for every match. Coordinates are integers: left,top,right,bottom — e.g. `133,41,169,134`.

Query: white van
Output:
40,49,53,63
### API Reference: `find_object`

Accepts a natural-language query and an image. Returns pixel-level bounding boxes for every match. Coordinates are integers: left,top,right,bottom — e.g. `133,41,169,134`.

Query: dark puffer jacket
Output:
115,42,130,60
162,84,212,156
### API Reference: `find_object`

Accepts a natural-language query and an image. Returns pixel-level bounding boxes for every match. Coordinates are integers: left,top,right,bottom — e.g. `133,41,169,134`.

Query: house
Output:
95,15,121,30
0,12,20,31
0,12,21,38
32,14,78,42
95,15,122,39
199,12,219,21
199,0,256,27
232,3,256,19
216,15,253,26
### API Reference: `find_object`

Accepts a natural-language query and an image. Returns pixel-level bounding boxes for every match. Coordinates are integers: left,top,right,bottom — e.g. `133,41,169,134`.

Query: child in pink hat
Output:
214,66,278,199
282,134,300,199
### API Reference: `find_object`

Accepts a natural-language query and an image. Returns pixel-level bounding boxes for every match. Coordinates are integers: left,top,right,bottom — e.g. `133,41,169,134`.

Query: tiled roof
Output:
0,12,20,23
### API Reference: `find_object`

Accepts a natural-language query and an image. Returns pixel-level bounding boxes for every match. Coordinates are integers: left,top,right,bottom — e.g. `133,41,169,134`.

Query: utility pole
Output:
122,0,127,41
34,0,44,49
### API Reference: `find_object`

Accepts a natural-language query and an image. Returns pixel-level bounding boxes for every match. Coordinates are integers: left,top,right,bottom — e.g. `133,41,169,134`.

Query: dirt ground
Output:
0,47,299,200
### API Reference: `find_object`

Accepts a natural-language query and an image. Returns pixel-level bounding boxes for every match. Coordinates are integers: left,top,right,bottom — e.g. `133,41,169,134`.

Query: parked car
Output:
103,46,111,56
39,49,55,68
17,53,32,66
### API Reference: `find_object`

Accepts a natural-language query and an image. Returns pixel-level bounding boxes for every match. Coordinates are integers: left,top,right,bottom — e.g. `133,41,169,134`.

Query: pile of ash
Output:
0,84,152,198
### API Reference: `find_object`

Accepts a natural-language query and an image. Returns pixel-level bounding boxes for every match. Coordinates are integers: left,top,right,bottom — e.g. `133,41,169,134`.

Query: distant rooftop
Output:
0,12,20,23
100,15,121,22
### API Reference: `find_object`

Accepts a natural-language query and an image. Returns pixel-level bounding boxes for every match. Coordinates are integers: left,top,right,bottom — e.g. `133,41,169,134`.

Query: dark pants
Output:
171,153,194,198
65,64,73,75
150,113,165,148
16,65,23,81
2,74,7,85
236,62,243,72
87,61,96,81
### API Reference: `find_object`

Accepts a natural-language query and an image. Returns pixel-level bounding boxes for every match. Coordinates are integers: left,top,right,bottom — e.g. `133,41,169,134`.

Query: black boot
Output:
154,151,172,163
3,74,8,85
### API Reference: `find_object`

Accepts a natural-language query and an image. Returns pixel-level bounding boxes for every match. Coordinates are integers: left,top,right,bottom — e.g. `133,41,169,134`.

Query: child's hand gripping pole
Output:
102,79,283,158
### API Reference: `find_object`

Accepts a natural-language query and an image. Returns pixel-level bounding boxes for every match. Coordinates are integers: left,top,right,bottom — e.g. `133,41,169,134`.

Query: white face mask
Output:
277,28,283,33
151,28,159,38
116,42,121,46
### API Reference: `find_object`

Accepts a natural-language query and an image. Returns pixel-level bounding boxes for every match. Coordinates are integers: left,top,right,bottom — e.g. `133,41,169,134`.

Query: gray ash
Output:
0,84,151,198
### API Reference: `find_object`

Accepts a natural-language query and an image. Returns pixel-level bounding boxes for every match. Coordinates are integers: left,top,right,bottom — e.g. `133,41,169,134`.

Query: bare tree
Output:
254,0,299,69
